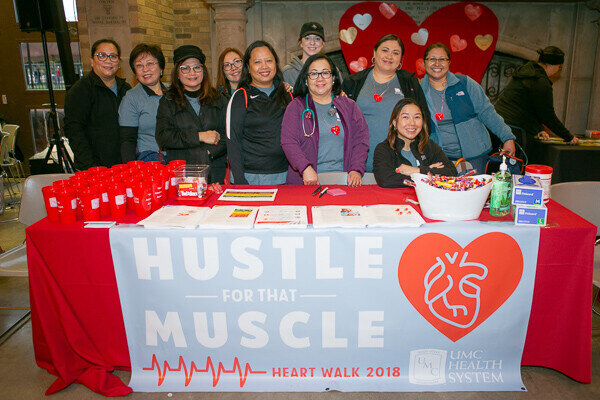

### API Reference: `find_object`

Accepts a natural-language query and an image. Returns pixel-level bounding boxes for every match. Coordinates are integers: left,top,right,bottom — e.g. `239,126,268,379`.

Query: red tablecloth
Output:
26,185,596,396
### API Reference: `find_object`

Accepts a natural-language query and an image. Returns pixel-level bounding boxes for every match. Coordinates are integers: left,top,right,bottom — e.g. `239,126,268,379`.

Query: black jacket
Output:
64,71,131,170
494,61,574,142
226,84,292,185
373,135,457,188
155,91,227,183
342,67,433,129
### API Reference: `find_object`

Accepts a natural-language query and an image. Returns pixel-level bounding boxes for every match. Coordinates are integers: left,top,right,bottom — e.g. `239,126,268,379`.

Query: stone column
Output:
206,0,254,56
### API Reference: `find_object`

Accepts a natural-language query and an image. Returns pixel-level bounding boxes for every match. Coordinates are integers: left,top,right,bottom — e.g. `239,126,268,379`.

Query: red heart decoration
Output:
435,113,444,121
398,232,523,342
331,125,341,135
450,34,468,52
349,56,368,73
415,58,425,76
373,94,383,102
379,2,398,19
339,2,498,82
464,4,483,21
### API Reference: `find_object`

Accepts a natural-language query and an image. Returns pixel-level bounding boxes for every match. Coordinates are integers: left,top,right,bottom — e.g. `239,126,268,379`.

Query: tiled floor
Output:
1,188,599,399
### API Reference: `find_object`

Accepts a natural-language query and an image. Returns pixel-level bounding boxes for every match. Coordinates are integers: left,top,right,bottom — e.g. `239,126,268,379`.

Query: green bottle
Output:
490,156,512,217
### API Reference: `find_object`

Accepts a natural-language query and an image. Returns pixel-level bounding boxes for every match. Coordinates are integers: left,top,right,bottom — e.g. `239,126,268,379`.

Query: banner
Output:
110,221,539,392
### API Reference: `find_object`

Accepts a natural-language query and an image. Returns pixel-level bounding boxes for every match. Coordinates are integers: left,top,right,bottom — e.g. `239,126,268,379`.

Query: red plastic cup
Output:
52,179,70,192
41,186,59,222
169,159,186,168
89,166,108,174
150,175,164,210
127,160,144,169
108,184,127,218
97,180,111,216
147,161,163,170
56,187,77,224
111,163,128,173
124,175,136,210
133,180,153,218
80,186,101,221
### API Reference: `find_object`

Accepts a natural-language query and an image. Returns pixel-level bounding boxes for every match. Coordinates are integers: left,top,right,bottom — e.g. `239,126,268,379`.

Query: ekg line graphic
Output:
142,354,267,387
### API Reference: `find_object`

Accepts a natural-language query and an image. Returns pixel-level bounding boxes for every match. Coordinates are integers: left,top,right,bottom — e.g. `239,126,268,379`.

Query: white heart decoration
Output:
411,28,429,46
352,13,372,30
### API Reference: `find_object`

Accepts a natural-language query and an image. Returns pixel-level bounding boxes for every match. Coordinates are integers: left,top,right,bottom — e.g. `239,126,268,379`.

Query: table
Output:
26,185,597,396
528,139,600,183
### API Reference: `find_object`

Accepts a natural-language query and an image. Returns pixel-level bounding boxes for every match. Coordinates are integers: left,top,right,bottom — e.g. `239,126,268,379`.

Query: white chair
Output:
317,172,377,185
362,172,377,185
550,181,600,315
1,125,25,200
0,173,72,276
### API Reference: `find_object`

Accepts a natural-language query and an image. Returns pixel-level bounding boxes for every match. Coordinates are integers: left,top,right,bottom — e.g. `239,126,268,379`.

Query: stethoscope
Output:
302,94,337,138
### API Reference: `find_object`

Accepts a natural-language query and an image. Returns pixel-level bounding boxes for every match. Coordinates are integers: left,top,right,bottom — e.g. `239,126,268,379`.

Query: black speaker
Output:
14,0,55,32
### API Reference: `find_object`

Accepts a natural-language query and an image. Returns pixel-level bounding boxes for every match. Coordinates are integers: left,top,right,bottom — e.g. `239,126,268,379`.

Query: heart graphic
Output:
435,113,444,121
331,125,341,135
339,2,498,82
379,2,398,19
464,4,483,21
353,13,372,30
349,56,368,73
411,28,429,46
340,27,358,44
474,34,493,51
415,58,425,76
450,34,467,52
373,93,383,102
398,232,523,342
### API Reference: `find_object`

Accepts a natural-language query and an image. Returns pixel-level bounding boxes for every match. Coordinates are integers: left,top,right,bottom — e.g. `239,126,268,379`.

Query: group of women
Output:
73,29,520,188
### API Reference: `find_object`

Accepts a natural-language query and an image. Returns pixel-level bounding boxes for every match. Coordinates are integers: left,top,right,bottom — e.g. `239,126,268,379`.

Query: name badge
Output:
456,91,465,96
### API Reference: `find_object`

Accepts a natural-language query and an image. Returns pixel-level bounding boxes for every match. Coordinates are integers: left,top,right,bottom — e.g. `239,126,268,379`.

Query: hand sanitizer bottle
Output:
490,155,512,217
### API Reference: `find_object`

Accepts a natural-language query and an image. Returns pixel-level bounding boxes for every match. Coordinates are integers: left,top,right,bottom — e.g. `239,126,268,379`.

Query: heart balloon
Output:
398,232,523,342
339,1,498,82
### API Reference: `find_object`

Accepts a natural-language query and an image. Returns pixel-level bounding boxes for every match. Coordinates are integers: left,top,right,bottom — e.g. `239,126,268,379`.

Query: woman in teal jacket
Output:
420,43,515,174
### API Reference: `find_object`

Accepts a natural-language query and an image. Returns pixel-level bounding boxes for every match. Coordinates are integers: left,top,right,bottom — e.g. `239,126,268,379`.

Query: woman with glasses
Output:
281,54,368,186
226,40,293,185
342,34,431,173
421,43,515,174
65,38,131,170
216,48,243,99
118,43,167,163
373,98,456,188
156,45,227,183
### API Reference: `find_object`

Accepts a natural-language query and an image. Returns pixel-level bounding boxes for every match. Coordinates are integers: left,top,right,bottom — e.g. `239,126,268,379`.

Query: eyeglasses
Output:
94,52,119,62
179,64,202,74
134,61,158,71
425,57,450,64
223,59,242,71
307,70,332,80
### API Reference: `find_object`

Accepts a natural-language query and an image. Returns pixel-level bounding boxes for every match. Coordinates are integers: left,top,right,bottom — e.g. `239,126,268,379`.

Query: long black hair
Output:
238,40,290,108
386,98,429,154
293,54,342,99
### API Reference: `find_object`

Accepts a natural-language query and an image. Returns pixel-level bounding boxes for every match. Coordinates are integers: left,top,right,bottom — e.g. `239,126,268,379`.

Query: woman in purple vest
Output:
281,54,369,186
420,43,515,174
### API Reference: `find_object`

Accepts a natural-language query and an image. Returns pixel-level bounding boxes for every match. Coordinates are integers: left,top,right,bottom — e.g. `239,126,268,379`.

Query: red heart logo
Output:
464,3,483,21
398,232,523,342
339,2,497,82
373,94,383,102
415,58,425,76
450,34,468,52
379,2,398,19
331,125,341,135
435,113,444,121
349,56,368,73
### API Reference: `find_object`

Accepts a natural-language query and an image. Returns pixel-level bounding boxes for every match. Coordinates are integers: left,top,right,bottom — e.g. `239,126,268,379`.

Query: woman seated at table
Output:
156,45,227,183
342,34,431,173
226,40,293,185
420,43,516,174
216,47,243,99
281,54,369,186
373,98,457,188
119,43,167,163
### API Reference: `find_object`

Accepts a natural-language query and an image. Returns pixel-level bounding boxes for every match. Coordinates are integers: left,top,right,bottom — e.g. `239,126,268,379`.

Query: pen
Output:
318,187,329,198
312,186,322,196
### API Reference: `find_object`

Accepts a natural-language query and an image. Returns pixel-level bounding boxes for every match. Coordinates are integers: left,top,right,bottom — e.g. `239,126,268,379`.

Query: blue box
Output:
513,204,547,226
512,175,544,206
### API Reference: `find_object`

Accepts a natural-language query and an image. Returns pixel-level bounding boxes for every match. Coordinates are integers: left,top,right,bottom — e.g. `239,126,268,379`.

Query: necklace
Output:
372,78,391,102
429,85,446,121
319,100,341,135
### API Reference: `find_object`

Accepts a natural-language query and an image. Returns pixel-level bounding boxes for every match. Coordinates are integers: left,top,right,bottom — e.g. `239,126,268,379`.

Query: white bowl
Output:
411,173,493,221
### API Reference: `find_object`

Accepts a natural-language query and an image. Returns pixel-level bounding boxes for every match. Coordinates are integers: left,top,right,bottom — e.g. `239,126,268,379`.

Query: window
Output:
20,42,83,90
29,108,65,153
63,0,78,22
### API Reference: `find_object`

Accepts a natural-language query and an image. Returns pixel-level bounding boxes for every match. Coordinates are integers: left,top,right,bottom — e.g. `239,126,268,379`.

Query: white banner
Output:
110,221,539,392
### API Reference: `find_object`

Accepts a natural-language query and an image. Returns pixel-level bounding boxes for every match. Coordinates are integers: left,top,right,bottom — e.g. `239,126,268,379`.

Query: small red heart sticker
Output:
435,113,444,121
373,94,383,102
331,125,341,135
